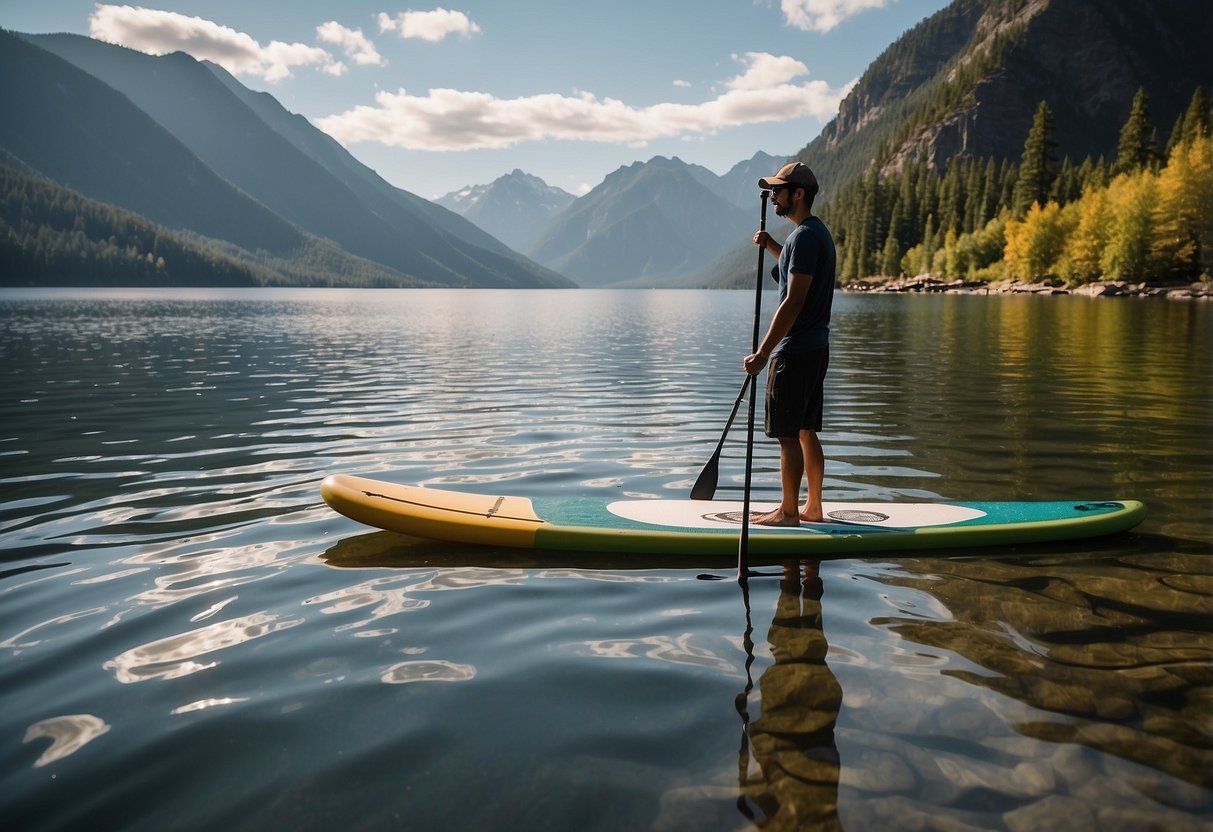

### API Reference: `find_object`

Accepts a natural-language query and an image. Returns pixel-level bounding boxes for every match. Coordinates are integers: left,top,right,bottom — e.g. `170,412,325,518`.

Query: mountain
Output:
436,170,575,252
3,30,572,288
704,0,1213,287
800,0,1213,193
0,30,301,259
718,151,788,211
526,156,752,287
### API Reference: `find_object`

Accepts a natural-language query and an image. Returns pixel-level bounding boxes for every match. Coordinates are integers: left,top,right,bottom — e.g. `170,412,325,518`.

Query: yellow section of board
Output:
321,475,542,548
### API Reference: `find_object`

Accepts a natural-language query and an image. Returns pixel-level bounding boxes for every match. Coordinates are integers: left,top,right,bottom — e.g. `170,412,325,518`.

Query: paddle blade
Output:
690,375,752,501
690,455,719,501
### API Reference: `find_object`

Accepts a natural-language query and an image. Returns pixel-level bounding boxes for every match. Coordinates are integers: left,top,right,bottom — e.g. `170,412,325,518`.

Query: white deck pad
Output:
606,500,987,530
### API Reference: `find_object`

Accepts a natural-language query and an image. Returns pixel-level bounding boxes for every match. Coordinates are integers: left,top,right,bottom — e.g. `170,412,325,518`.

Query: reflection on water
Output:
381,659,476,685
22,714,111,768
870,552,1213,788
737,563,843,831
1,288,1210,831
104,611,304,683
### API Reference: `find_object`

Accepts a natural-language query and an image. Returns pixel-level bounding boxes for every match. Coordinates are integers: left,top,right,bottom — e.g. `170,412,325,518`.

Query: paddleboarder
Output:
743,162,837,526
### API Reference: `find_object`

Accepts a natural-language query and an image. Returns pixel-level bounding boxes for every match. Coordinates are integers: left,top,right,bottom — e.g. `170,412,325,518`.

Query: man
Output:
743,162,836,526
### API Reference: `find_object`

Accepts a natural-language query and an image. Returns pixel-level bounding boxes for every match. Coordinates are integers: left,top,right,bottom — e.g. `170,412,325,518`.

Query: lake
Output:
1,287,1210,831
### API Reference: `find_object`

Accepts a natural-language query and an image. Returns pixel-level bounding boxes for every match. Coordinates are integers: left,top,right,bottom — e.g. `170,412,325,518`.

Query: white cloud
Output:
316,21,384,66
88,4,344,82
673,79,691,88
377,8,481,42
726,52,809,91
781,0,888,33
316,52,852,151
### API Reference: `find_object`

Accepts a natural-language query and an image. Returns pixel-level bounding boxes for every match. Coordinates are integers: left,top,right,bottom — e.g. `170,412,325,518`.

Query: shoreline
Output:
841,275,1213,300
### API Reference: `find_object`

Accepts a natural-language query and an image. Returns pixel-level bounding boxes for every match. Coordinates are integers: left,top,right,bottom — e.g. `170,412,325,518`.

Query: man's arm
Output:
743,270,813,375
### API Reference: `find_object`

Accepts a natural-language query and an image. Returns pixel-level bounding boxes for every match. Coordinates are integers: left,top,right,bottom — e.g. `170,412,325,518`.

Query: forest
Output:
0,163,435,288
821,86,1213,286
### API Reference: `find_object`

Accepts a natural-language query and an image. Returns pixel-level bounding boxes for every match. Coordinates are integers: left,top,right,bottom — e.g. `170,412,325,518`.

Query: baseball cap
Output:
759,162,819,195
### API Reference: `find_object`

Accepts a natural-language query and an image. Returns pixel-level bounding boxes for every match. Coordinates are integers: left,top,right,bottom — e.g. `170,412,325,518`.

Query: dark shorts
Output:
765,347,829,438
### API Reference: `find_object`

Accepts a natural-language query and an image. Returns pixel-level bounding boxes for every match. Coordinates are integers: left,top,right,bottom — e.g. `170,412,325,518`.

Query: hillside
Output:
706,0,1213,288
2,30,572,289
803,0,1213,193
0,162,421,287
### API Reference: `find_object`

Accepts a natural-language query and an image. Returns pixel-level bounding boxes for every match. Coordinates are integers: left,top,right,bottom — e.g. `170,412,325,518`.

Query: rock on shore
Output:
843,275,1213,300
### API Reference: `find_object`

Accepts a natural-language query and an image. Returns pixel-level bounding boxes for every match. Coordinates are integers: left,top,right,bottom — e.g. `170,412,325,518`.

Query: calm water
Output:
1,288,1210,831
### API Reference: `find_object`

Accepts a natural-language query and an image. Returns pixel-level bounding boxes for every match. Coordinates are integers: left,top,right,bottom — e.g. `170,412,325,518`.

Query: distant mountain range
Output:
4,0,1208,290
436,170,575,253
431,3,1211,290
438,152,788,287
1,30,572,288
525,156,762,288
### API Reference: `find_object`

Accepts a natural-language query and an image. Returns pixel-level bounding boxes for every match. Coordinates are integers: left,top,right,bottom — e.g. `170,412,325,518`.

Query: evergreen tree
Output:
1013,101,1059,216
978,158,1001,228
962,161,984,233
856,164,882,277
1075,155,1109,193
880,229,902,276
938,162,962,234
1114,87,1161,175
1179,86,1211,144
883,199,905,275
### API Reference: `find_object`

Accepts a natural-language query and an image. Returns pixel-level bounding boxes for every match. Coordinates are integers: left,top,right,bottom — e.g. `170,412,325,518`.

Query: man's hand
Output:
743,352,768,376
753,231,778,254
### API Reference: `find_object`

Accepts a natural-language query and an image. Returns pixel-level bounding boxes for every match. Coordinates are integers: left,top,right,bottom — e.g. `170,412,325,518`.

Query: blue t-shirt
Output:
774,216,836,354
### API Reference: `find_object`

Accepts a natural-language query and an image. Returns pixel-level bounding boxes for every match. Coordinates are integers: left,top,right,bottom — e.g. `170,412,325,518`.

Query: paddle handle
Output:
750,195,768,354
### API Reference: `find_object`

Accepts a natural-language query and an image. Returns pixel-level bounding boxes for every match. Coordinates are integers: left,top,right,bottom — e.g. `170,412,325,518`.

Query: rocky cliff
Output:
805,0,1213,188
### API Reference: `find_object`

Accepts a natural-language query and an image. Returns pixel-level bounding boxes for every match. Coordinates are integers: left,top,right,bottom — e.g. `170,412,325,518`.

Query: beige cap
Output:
759,162,818,195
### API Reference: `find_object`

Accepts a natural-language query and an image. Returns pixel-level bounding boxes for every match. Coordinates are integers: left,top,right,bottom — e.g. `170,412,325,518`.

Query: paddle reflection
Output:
736,562,843,830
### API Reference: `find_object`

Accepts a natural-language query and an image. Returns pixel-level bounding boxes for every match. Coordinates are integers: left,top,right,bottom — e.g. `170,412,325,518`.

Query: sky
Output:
1,1,953,199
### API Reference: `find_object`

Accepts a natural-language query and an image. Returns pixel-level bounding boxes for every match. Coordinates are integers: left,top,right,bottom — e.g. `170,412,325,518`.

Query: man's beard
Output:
774,201,791,217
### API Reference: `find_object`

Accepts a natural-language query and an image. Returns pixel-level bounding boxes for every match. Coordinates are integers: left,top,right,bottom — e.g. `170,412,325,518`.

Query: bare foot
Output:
800,508,824,523
752,508,800,527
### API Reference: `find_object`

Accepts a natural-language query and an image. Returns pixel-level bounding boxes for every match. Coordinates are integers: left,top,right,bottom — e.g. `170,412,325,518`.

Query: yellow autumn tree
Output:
1003,200,1072,280
1101,171,1159,280
1058,186,1111,283
1153,134,1213,279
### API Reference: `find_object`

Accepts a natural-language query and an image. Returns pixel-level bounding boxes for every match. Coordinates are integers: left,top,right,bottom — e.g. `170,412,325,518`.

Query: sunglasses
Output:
770,183,799,194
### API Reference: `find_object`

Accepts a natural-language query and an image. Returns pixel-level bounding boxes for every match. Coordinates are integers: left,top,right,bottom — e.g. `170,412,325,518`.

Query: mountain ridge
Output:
803,0,1213,191
2,30,572,289
436,170,575,252
526,156,753,287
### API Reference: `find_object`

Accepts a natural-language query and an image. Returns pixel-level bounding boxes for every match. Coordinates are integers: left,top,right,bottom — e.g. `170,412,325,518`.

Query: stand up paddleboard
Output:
320,475,1145,557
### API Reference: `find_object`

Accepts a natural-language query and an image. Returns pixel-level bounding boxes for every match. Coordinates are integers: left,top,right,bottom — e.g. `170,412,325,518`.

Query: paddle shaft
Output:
738,191,769,582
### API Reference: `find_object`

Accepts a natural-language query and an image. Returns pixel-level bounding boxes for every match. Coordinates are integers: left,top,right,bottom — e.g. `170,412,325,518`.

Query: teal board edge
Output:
528,498,1147,556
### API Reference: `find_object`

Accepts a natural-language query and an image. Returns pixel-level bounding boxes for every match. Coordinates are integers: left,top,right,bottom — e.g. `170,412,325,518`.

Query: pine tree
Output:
1013,101,1059,216
962,161,984,233
1114,87,1161,175
1180,86,1211,145
883,199,905,275
880,229,902,277
938,162,962,234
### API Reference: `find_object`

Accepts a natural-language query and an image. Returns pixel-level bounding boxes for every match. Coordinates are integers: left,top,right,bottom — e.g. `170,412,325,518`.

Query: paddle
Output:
738,190,770,584
690,375,752,501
